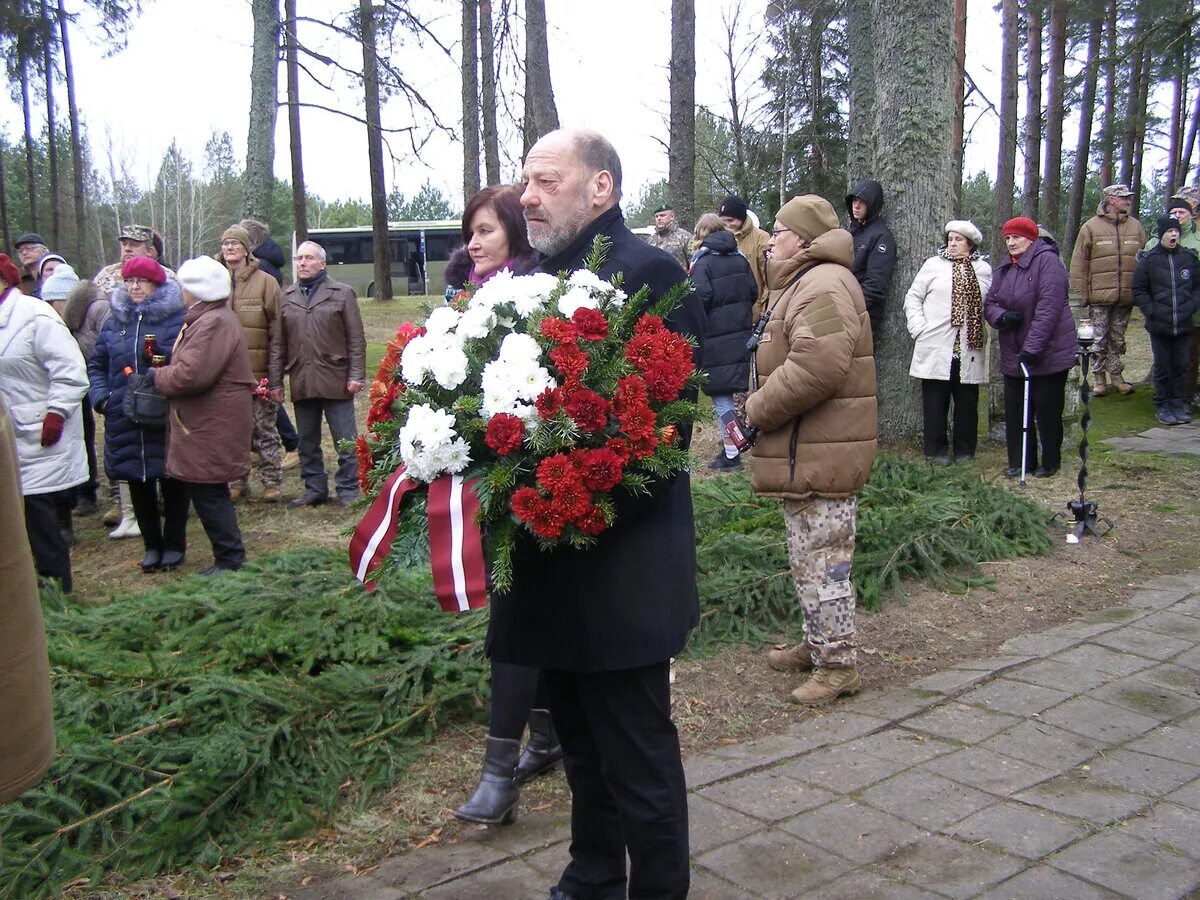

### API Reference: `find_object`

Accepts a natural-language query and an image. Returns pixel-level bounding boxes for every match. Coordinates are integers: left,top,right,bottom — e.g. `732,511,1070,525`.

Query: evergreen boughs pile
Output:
1,455,1052,895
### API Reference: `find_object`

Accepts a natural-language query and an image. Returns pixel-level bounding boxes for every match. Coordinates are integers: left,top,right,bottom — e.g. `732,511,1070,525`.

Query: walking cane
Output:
1019,362,1032,487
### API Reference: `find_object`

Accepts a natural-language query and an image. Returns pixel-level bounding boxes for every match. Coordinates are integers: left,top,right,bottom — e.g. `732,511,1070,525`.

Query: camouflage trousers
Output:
783,496,858,668
232,398,283,491
1089,305,1132,376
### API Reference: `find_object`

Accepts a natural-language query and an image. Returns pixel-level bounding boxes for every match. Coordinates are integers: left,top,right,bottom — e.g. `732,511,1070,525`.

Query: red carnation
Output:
529,502,566,539
484,413,525,455
618,403,657,441
624,334,657,369
580,447,624,491
535,386,562,419
539,316,579,345
643,362,688,402
536,453,584,494
511,486,544,522
549,344,589,381
612,375,649,412
606,437,632,461
634,314,666,335
629,431,659,460
564,388,610,432
576,504,609,536
571,306,609,342
552,485,591,521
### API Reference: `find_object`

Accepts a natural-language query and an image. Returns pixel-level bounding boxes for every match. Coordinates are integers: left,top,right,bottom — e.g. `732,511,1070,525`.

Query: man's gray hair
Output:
296,240,327,262
240,218,270,246
573,130,622,203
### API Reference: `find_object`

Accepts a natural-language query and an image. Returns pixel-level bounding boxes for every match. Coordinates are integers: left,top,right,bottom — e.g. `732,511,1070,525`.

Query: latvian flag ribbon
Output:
348,468,489,612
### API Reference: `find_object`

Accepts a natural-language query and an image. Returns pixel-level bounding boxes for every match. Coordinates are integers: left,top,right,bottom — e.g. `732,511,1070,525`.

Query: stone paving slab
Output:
289,576,1200,900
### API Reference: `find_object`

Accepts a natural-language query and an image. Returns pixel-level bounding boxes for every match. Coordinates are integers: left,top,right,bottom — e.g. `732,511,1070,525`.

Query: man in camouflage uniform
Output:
744,195,877,706
93,225,176,299
645,203,692,269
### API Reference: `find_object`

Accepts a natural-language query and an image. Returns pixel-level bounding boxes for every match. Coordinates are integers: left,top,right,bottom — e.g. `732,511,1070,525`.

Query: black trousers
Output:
77,400,99,503
1003,369,1069,472
186,482,245,568
128,477,189,554
1149,332,1190,406
544,662,689,900
24,490,74,592
489,662,548,739
920,357,979,459
276,403,299,452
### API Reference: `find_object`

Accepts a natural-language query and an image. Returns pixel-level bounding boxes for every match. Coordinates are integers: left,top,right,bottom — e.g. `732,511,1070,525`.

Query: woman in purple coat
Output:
984,217,1078,478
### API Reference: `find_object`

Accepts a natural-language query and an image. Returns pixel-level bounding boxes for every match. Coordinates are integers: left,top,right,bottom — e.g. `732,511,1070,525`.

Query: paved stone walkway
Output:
291,572,1200,899
1103,419,1200,456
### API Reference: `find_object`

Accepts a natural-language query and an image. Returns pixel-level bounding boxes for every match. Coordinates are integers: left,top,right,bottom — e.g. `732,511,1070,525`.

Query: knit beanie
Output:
718,195,748,223
38,253,67,278
1157,217,1182,240
121,256,167,285
177,256,231,302
775,195,840,244
220,224,253,253
1167,198,1192,218
41,264,80,301
1001,217,1039,242
944,220,983,247
0,253,22,288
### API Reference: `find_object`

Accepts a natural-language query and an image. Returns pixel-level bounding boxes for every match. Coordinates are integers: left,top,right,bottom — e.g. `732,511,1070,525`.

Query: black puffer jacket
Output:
845,179,897,338
252,237,287,286
1132,245,1198,337
691,230,757,395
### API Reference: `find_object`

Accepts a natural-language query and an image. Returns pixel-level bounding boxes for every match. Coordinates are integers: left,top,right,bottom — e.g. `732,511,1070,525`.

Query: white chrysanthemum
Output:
567,268,607,291
456,304,496,340
402,403,456,446
468,269,513,310
557,286,599,318
424,305,461,338
442,437,472,473
400,334,435,383
430,345,469,390
497,332,543,365
610,288,627,308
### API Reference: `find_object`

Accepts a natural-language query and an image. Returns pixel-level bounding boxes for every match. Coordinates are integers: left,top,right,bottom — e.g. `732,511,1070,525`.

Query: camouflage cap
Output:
1102,184,1134,199
119,224,155,244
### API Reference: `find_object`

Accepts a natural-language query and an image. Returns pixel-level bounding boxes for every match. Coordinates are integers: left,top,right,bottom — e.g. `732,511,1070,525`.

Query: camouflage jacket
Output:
646,226,693,270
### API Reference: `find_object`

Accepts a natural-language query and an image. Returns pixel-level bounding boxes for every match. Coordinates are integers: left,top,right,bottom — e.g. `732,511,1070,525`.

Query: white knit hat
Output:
944,220,983,247
177,256,231,303
40,263,80,301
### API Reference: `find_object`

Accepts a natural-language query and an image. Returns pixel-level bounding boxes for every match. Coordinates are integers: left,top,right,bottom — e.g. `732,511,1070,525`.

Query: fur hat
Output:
1002,217,1040,242
41,264,80,301
944,220,983,247
122,256,167,285
0,253,22,288
718,195,748,223
1157,217,1182,240
775,195,840,244
176,256,230,302
220,225,253,253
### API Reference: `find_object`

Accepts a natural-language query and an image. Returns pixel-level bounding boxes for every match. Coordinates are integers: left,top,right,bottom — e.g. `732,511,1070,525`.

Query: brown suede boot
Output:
1111,374,1135,394
790,666,862,706
1091,372,1109,397
767,642,816,672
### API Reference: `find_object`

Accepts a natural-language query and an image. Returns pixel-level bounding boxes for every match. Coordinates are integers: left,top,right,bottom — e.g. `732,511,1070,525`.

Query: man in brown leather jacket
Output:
268,241,366,508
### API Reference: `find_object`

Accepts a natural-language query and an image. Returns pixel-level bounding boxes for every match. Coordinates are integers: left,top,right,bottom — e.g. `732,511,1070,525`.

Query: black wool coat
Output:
1132,245,1198,337
485,206,706,672
692,230,757,395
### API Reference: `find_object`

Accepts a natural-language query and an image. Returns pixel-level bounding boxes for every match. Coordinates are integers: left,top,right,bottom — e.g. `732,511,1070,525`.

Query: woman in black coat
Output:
690,213,758,471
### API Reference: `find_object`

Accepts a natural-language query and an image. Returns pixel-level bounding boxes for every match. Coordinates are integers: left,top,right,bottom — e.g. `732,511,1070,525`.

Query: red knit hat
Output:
121,255,167,285
0,253,21,288
1001,217,1039,242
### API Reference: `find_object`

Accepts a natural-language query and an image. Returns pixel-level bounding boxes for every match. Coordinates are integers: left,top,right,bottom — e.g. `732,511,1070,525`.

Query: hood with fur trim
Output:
109,278,185,325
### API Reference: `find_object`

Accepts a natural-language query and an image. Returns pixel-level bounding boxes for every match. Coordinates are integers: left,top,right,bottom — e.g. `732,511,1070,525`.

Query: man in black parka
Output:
487,128,703,900
845,179,898,342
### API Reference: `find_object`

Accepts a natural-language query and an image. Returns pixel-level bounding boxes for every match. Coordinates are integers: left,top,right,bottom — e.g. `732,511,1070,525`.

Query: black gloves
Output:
1018,350,1038,366
998,310,1023,331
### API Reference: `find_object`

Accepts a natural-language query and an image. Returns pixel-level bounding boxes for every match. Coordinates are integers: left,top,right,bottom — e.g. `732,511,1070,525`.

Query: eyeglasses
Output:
220,240,244,249
770,227,791,238
123,278,155,288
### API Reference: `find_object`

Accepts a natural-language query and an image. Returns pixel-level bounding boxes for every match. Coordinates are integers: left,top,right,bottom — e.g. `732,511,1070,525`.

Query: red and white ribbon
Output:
348,467,420,591
428,474,488,612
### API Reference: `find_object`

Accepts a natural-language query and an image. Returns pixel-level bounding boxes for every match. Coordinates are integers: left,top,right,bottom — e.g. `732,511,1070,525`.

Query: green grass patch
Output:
2,454,1052,895
1083,388,1158,448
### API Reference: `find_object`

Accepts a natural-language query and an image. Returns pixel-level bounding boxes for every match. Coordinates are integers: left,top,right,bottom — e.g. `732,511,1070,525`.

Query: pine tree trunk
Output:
1021,0,1042,221
1129,43,1150,219
285,0,306,244
845,0,874,180
480,0,500,185
994,0,1019,261
0,136,11,252
1164,40,1185,193
461,0,480,204
40,0,61,250
951,0,967,215
245,0,280,222
20,51,39,234
522,0,559,157
668,0,695,227
1119,38,1143,188
1041,0,1067,238
57,0,86,267
850,0,955,442
1065,16,1101,257
360,0,391,299
1099,0,1116,184
1182,86,1200,185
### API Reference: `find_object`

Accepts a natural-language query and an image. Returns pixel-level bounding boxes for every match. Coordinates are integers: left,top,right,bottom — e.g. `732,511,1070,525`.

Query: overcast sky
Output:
1,0,1155,216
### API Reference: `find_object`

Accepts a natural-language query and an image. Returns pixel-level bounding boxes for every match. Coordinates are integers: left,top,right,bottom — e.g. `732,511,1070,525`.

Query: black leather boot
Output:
516,708,563,784
453,736,520,825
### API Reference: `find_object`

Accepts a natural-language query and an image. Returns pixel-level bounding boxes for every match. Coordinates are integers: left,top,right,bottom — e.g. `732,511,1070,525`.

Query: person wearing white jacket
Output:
0,252,89,593
903,221,993,465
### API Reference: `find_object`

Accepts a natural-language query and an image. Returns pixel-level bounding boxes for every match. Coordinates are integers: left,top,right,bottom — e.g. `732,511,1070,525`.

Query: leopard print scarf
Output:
938,247,983,350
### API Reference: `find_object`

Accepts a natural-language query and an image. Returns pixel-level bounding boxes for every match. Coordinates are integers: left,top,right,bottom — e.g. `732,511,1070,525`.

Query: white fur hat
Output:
177,256,231,303
944,220,983,247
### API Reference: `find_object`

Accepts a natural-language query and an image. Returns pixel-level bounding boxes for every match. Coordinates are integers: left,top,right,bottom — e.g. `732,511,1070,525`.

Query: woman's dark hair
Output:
461,185,533,262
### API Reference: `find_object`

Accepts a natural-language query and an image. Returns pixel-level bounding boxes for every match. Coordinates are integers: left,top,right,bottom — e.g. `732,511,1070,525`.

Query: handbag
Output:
123,371,168,429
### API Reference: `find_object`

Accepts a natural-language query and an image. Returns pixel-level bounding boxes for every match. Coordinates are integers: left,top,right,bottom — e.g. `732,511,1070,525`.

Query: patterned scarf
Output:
939,247,983,350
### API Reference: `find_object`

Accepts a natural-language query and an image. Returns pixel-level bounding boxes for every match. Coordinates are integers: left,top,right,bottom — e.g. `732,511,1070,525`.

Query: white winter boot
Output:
108,482,141,539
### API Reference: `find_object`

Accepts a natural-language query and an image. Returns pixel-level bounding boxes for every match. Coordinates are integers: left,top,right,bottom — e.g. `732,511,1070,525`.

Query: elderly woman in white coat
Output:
904,220,993,465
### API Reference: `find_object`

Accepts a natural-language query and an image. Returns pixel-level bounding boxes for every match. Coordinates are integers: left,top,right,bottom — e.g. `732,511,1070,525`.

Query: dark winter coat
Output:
984,238,1078,377
269,276,367,401
1132,244,1199,337
691,229,757,395
154,299,254,484
87,280,186,482
845,179,898,337
486,205,706,673
253,237,287,286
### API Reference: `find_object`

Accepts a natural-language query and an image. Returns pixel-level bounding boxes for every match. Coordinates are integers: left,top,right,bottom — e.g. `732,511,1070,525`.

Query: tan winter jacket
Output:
227,259,281,381
732,218,772,317
1069,203,1147,307
745,229,878,500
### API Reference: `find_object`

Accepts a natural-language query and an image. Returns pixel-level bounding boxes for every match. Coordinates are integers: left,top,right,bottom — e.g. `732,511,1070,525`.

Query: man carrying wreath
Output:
485,128,704,900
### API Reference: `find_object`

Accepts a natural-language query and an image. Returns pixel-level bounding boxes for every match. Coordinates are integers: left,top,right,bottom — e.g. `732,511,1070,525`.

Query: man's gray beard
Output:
526,199,594,256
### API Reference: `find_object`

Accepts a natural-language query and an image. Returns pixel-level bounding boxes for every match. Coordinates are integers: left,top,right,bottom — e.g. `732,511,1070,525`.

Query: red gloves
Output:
41,412,65,447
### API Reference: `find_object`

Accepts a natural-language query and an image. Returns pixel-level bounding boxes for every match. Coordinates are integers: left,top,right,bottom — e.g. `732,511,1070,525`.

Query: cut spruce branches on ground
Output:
1,456,1052,896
